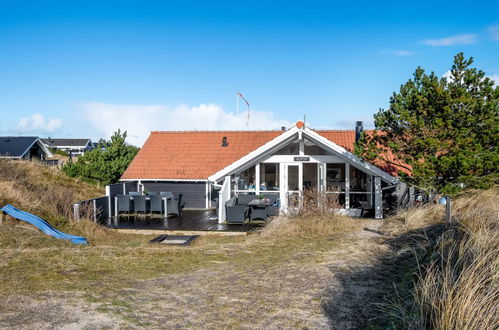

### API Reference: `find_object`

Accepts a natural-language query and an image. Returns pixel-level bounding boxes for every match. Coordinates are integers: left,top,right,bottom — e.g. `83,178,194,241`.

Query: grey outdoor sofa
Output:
225,196,249,224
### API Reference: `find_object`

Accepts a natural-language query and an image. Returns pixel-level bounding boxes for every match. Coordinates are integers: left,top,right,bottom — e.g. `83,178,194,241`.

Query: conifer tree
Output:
63,130,139,185
355,53,498,194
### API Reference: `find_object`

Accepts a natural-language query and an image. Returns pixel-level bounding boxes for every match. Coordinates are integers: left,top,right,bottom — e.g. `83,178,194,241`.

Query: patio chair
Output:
267,199,280,217
225,196,248,224
166,194,184,217
117,194,133,214
149,195,164,214
132,195,148,214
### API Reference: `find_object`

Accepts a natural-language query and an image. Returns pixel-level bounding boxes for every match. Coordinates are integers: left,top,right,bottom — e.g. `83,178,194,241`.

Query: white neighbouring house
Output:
41,138,94,156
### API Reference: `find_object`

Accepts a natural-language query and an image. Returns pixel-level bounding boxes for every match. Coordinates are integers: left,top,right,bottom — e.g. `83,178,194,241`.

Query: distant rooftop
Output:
41,138,91,148
0,136,41,157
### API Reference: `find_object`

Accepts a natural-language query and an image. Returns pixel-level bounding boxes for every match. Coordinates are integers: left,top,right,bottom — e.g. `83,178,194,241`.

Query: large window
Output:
350,166,370,192
234,166,255,190
326,163,345,191
275,141,299,155
260,163,279,191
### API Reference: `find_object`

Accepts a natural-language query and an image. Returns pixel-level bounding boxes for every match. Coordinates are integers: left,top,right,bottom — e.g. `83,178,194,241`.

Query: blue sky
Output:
1,0,498,145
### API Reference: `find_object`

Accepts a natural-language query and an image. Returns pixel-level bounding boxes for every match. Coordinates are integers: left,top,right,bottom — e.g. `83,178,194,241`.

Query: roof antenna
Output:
236,91,251,128
303,114,306,128
19,124,22,136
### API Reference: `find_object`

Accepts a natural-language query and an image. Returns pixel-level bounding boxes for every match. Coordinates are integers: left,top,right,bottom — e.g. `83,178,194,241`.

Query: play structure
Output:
0,204,88,245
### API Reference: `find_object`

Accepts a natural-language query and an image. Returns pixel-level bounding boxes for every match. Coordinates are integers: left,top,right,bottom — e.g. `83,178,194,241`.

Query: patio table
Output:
114,193,173,217
248,199,272,221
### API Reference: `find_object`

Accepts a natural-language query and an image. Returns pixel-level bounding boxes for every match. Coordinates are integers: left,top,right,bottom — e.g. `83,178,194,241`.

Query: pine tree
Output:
62,130,139,185
355,53,499,194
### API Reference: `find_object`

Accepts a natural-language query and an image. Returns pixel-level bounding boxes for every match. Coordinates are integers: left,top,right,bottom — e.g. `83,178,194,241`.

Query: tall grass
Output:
0,159,103,223
261,189,360,238
386,188,499,329
415,189,499,329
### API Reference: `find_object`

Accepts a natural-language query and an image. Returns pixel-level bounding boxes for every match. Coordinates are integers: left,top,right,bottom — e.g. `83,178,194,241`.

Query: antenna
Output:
236,91,239,120
19,124,22,136
236,91,251,128
303,114,306,128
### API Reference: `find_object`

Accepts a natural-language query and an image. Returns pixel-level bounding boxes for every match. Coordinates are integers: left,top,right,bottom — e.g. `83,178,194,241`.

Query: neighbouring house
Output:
41,138,93,156
120,121,410,219
0,136,53,160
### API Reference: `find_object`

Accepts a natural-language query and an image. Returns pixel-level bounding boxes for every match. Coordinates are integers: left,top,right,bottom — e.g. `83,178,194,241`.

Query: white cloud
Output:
488,74,499,87
81,102,294,146
423,33,477,46
488,25,499,41
380,49,415,56
18,114,63,134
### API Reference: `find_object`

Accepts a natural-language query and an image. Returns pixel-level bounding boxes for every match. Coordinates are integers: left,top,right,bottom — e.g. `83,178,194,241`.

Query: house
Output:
0,136,53,160
41,138,93,156
121,121,408,220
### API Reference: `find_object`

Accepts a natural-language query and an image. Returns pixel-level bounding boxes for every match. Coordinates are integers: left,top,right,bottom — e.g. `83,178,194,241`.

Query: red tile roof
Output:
121,129,406,180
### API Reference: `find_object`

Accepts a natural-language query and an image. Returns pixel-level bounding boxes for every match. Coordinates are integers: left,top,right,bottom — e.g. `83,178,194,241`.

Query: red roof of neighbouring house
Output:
121,129,407,180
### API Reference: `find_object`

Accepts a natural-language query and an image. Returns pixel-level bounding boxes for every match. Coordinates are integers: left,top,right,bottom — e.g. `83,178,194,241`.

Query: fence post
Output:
93,199,97,222
73,203,80,221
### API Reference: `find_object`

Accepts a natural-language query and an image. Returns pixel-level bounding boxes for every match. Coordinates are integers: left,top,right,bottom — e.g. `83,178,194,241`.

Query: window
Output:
326,163,345,191
234,166,255,190
275,141,299,155
260,163,279,191
350,166,370,192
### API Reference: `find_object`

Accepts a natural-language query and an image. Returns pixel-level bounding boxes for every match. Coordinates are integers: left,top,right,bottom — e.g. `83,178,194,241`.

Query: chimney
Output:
355,121,363,142
281,126,286,131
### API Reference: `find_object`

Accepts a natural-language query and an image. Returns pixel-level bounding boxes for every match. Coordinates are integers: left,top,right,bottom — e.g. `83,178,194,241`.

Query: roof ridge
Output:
150,129,366,134
151,130,285,133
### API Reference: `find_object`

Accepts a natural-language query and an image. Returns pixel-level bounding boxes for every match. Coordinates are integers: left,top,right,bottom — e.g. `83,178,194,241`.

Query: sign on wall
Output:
293,156,310,161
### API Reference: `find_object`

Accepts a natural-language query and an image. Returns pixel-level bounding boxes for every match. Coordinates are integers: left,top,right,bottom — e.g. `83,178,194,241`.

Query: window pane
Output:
288,165,299,191
350,166,370,191
326,163,345,191
260,163,280,191
234,166,255,190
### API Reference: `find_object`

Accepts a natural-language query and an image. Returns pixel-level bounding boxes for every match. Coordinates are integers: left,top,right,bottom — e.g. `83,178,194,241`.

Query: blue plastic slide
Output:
1,204,88,244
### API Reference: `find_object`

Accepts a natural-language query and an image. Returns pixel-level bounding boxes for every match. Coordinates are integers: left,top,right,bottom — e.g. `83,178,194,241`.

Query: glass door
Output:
280,163,302,213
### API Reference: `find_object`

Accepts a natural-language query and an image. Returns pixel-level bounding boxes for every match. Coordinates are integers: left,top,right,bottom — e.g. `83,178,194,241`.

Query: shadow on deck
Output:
98,209,263,233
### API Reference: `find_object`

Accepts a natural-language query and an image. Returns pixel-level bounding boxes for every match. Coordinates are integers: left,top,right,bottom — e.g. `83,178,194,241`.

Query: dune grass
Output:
382,188,499,329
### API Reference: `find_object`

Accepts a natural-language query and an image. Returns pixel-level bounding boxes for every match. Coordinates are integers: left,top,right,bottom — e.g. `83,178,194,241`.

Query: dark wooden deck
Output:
98,209,263,232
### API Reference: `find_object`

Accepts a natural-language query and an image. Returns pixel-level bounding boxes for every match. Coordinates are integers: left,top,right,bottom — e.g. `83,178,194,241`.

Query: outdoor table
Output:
248,199,272,221
114,193,174,217
248,199,272,207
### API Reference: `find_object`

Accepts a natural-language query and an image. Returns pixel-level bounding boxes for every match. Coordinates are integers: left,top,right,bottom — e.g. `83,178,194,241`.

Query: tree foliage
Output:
355,53,498,194
62,130,139,185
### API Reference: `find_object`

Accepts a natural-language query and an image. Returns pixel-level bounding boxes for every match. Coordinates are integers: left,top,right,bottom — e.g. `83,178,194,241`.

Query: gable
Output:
0,136,40,158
